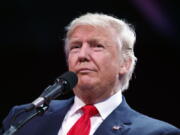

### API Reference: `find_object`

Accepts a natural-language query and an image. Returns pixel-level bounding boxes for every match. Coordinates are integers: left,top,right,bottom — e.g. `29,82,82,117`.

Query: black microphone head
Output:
58,71,78,90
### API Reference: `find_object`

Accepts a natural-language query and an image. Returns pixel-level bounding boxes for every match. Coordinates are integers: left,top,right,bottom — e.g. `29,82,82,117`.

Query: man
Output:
1,13,180,135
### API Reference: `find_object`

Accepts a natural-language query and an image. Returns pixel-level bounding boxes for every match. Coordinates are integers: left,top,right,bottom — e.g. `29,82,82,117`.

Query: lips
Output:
77,68,96,73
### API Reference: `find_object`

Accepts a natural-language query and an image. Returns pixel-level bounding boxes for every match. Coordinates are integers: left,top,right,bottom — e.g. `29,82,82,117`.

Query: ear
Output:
119,58,132,74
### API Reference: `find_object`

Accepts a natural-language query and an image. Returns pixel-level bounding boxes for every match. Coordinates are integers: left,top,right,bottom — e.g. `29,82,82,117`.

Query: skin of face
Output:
67,25,129,104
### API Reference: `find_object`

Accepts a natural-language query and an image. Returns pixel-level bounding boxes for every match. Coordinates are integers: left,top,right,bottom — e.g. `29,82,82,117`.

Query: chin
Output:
78,73,98,84
78,74,93,81
79,79,93,86
78,79,96,89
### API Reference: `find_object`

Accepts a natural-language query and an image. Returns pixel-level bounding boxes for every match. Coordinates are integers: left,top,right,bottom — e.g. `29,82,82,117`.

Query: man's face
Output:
67,25,124,95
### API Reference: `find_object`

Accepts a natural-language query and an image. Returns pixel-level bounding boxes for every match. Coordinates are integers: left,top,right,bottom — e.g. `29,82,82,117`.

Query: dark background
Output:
0,0,179,128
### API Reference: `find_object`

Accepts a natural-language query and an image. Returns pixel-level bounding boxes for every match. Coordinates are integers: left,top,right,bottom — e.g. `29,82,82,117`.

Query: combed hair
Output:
64,13,137,92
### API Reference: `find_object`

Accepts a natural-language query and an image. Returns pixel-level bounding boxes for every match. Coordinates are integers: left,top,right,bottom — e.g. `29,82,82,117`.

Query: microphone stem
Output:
3,105,48,135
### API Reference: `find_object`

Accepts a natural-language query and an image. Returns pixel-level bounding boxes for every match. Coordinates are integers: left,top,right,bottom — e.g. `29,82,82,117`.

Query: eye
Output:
95,44,104,48
70,44,81,50
91,43,105,50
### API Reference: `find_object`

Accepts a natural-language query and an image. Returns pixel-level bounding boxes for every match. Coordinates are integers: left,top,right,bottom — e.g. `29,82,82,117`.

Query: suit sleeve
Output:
1,106,19,133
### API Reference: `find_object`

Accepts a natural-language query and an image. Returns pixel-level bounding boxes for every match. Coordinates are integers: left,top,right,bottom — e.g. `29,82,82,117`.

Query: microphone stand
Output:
2,71,77,135
3,105,48,135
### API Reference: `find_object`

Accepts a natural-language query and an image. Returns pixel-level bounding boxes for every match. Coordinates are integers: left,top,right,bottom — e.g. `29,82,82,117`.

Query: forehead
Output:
68,25,117,42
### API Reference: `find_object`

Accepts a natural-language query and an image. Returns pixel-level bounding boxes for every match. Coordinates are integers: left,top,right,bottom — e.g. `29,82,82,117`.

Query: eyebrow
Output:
68,38,112,46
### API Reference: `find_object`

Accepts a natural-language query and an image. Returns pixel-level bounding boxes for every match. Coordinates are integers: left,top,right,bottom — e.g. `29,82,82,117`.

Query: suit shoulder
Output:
2,103,31,131
2,98,74,132
3,97,73,118
131,111,180,134
47,98,74,112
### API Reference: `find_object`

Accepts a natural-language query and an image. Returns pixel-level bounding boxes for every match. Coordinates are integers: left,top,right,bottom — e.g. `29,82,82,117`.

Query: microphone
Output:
2,72,78,135
28,71,78,110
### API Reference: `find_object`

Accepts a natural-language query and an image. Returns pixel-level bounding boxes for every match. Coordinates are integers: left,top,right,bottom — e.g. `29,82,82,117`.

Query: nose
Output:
78,43,90,62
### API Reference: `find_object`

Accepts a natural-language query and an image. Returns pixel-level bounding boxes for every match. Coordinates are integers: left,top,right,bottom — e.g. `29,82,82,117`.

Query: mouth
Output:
77,68,96,74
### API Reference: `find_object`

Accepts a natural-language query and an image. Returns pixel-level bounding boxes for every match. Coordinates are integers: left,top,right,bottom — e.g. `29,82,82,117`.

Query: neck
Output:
73,85,121,104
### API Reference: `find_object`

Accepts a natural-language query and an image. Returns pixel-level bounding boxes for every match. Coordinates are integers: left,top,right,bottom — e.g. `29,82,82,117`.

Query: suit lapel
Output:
94,96,133,135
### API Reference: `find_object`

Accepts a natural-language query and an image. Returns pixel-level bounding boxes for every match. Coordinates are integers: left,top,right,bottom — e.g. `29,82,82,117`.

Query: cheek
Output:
67,55,76,70
100,54,120,73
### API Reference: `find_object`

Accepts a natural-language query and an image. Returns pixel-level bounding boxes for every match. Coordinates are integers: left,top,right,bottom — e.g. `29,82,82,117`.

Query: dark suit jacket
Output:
1,96,180,135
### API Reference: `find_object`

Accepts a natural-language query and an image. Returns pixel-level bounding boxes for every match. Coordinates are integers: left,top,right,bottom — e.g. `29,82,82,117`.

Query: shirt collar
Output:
68,96,85,117
70,90,122,119
94,90,122,120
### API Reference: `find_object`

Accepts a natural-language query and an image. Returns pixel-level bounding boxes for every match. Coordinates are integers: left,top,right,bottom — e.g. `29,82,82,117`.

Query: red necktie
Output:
67,105,98,135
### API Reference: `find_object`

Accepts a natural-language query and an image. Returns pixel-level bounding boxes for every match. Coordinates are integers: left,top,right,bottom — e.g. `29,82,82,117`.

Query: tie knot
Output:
81,105,98,117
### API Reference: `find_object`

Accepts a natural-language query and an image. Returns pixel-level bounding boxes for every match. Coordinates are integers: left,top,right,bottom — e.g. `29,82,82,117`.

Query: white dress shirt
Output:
58,90,122,135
